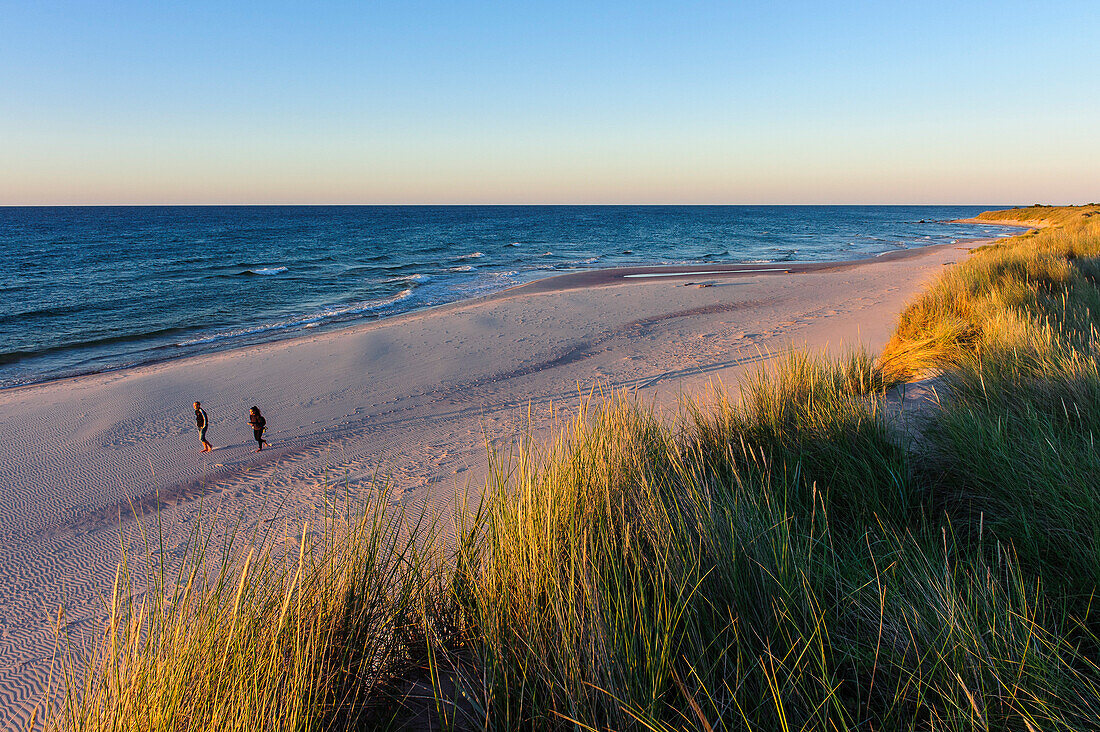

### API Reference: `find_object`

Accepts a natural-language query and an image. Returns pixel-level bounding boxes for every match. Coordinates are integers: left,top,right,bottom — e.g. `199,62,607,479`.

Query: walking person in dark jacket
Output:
194,401,213,452
248,406,268,452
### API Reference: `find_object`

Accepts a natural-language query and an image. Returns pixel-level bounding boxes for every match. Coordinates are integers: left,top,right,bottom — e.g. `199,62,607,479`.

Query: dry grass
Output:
974,204,1100,227
42,492,446,731
878,205,1100,383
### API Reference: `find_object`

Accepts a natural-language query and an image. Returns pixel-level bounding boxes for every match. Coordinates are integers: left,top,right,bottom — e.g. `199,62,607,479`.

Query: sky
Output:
0,0,1097,205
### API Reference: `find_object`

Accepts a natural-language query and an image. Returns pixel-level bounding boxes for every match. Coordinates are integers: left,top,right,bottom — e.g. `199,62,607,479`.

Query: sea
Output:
0,205,1020,388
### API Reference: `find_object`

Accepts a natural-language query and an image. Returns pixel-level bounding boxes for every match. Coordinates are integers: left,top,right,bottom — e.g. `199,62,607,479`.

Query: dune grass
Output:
879,205,1100,383
39,206,1100,730
43,494,445,731
440,352,1100,730
878,206,1100,599
973,204,1100,228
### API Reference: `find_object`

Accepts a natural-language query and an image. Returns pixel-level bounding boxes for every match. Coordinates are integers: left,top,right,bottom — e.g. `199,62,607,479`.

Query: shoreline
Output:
0,234,988,725
503,238,987,294
3,238,994,394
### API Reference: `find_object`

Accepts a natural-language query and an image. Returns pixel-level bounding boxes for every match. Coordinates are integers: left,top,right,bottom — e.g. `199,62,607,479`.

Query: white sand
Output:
952,217,1045,228
0,242,974,726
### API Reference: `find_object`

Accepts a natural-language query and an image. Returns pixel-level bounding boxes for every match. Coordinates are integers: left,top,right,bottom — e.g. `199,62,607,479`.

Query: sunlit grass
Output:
878,205,1100,382
42,491,445,731
878,205,1100,605
974,204,1100,227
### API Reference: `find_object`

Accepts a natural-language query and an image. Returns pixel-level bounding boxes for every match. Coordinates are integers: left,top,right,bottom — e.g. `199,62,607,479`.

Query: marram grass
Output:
38,206,1100,730
43,493,445,731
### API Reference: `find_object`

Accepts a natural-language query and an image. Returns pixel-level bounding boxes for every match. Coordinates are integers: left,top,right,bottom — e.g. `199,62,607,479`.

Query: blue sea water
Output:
0,205,1020,388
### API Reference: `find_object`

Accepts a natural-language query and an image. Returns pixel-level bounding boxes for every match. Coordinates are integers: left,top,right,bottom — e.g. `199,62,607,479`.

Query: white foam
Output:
177,289,413,346
458,251,485,260
249,266,288,275
387,273,431,283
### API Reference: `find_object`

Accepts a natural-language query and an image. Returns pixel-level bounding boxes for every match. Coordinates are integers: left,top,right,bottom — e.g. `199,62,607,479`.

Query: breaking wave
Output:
177,289,413,346
239,266,288,276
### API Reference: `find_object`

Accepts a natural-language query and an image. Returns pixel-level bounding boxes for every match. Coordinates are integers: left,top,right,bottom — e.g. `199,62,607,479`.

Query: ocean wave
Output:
563,256,601,266
386,273,431,283
240,266,288,276
457,251,485,260
176,289,413,347
449,265,476,272
0,326,193,366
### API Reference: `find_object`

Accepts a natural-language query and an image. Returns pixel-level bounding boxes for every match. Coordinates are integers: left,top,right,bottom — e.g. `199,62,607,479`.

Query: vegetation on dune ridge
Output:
39,206,1100,730
879,204,1100,603
974,204,1100,227
879,204,1100,383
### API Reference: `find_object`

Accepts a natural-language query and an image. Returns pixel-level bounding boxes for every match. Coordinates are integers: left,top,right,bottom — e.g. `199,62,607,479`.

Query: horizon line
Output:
0,202,1049,208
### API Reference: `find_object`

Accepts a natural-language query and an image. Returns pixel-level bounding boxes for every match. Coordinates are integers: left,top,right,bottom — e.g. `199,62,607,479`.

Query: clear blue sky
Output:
1,1,1097,204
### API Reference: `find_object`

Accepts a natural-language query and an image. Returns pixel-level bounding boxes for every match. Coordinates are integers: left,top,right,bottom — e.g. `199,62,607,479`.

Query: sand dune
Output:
0,242,978,727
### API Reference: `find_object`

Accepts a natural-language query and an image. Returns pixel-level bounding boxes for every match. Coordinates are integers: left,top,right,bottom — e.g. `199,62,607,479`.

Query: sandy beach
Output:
951,217,1046,228
0,241,979,726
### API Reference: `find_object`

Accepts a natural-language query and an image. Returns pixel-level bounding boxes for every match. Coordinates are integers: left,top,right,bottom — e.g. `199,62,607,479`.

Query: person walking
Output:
248,406,268,452
194,401,213,452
